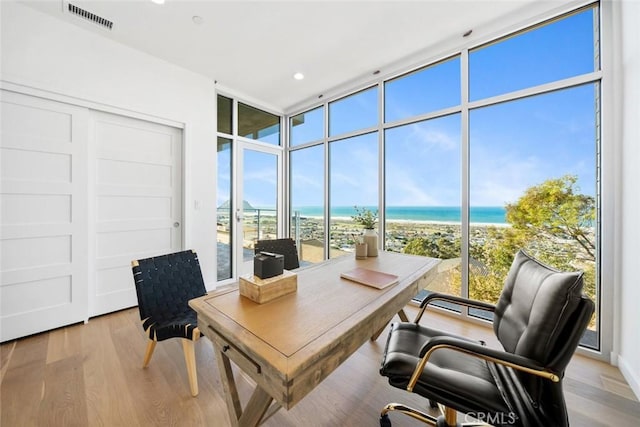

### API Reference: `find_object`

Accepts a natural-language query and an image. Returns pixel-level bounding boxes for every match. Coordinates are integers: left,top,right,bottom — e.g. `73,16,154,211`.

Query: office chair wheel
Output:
380,414,392,427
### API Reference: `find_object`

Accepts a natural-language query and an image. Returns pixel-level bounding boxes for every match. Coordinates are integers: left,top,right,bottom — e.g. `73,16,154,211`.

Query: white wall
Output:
617,0,640,400
0,2,218,286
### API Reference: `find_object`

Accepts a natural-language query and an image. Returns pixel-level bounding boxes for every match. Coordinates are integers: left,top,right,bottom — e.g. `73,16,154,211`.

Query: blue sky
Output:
217,144,280,210
238,8,597,210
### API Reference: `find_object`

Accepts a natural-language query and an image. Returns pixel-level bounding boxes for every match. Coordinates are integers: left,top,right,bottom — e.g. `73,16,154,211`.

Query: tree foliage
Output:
403,175,596,306
403,234,460,259
505,175,595,260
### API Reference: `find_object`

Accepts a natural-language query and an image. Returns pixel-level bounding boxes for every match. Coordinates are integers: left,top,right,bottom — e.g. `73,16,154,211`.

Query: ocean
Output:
291,206,507,225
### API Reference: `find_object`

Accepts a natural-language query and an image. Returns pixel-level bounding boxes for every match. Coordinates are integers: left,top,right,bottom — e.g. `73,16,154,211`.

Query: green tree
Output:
505,175,595,260
404,175,596,308
403,234,460,259
472,175,596,304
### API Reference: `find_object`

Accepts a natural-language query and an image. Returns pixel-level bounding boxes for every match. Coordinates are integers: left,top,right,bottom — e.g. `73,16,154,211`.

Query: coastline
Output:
291,205,508,225
217,215,506,252
290,216,507,262
292,215,510,227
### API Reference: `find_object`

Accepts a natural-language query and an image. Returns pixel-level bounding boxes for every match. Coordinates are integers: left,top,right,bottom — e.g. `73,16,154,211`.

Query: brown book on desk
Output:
340,267,399,289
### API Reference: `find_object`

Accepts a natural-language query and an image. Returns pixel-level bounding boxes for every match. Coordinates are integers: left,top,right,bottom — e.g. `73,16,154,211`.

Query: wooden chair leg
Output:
142,339,156,368
182,339,198,397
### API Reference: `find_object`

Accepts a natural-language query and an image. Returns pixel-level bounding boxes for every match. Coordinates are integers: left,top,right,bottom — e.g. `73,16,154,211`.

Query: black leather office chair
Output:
379,249,594,427
131,249,207,397
254,237,300,270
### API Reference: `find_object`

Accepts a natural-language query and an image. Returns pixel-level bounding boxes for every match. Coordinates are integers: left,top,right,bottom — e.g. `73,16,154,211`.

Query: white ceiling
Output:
22,0,556,112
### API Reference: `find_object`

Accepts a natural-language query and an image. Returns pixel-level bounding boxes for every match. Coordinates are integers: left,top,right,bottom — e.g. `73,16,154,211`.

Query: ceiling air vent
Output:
66,2,114,30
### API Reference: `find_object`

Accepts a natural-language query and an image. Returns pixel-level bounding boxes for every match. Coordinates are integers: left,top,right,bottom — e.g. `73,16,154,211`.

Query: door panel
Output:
0,91,88,341
91,111,182,316
237,147,280,277
216,137,233,280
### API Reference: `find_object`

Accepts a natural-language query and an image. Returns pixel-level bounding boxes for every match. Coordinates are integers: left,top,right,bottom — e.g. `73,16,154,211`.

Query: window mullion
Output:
461,48,471,316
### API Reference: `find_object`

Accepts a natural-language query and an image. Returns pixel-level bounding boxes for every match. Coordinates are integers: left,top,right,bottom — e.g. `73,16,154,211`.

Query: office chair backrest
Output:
492,250,594,424
134,250,207,325
548,294,594,370
254,238,300,270
493,249,585,366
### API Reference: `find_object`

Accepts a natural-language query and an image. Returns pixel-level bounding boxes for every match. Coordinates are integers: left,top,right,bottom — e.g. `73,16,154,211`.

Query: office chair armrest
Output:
406,335,560,393
414,292,496,323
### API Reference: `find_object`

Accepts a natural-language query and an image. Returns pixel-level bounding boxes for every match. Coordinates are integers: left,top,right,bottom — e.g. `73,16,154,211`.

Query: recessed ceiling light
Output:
293,72,305,80
192,15,203,24
151,0,165,4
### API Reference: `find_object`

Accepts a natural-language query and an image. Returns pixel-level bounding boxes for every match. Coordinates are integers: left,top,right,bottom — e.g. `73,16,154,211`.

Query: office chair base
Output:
380,402,490,427
380,403,438,426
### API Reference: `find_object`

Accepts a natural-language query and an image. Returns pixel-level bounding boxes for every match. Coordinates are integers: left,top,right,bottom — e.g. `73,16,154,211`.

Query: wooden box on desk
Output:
239,270,298,304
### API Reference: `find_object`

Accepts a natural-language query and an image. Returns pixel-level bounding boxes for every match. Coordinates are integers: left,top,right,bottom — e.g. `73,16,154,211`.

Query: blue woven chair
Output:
131,249,207,396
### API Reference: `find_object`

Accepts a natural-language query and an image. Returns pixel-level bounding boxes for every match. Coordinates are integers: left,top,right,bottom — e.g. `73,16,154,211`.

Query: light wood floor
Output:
2,305,639,426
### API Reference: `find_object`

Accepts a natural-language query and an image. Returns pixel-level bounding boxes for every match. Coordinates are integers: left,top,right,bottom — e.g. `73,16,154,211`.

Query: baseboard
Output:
618,354,640,401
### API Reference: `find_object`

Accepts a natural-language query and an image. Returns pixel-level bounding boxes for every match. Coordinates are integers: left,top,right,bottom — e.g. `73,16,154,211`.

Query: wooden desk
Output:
189,251,440,427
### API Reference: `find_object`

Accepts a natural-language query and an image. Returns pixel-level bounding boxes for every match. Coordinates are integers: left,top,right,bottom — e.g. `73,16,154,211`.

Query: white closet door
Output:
91,111,182,316
1,91,89,341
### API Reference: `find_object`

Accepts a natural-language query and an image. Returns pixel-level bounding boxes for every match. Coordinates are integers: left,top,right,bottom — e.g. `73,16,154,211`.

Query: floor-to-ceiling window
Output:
329,132,379,257
217,94,283,281
289,87,379,261
465,8,600,345
289,106,326,263
217,136,233,280
385,113,462,299
287,4,601,350
384,56,463,300
217,95,234,280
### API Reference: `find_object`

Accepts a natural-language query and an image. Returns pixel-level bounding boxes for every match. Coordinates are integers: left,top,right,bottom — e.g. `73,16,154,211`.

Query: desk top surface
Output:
191,252,439,370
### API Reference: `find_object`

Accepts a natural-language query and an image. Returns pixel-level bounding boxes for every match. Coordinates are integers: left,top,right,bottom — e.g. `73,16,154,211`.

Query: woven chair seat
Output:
142,308,198,341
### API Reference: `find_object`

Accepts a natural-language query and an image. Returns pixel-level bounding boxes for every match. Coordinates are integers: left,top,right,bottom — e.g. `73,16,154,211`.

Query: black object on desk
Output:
254,251,284,279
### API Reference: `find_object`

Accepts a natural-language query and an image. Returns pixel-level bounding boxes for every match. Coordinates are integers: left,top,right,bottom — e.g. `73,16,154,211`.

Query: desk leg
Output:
214,349,243,425
214,348,276,427
370,309,409,341
238,387,273,426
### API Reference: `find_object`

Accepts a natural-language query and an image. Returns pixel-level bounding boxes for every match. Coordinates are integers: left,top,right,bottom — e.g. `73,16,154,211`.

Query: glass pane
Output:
469,7,597,101
385,56,461,123
238,103,281,145
385,114,462,302
217,95,232,135
290,145,325,265
242,150,278,268
329,87,378,137
290,106,324,146
217,137,233,280
469,84,598,347
329,132,378,258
